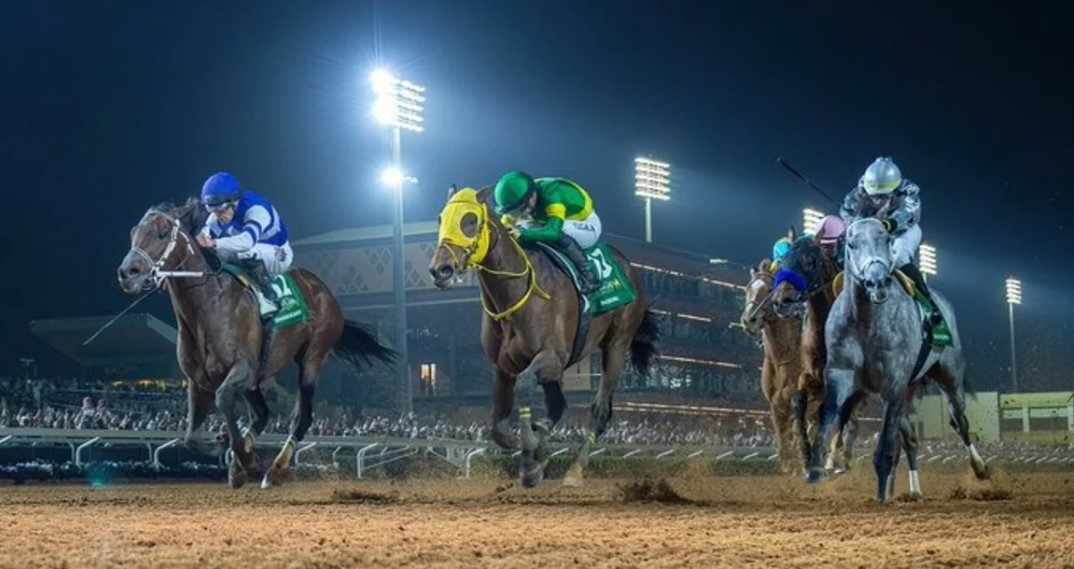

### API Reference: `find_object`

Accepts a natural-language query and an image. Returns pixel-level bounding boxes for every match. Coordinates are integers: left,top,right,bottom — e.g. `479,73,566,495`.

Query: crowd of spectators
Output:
1,375,774,448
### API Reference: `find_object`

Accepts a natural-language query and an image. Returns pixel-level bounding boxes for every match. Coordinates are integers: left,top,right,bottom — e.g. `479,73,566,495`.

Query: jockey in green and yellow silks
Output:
493,170,602,293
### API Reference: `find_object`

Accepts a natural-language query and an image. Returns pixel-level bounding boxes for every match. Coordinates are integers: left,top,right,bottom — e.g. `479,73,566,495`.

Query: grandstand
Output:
29,313,179,377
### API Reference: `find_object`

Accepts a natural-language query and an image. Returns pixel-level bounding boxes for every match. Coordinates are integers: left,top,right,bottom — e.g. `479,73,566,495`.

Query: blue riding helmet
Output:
200,172,242,210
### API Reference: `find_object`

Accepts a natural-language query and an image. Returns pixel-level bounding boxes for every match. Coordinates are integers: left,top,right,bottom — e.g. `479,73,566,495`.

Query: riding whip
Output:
775,157,840,207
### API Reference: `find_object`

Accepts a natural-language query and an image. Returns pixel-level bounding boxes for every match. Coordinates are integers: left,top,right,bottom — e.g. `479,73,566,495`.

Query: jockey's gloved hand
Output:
886,211,910,233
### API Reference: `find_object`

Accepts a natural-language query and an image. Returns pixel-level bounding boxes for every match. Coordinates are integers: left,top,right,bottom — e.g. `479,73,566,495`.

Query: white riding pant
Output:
217,242,294,276
518,212,602,249
892,224,922,267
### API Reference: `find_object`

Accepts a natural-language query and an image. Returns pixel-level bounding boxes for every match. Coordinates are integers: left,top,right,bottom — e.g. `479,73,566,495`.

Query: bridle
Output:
131,210,199,288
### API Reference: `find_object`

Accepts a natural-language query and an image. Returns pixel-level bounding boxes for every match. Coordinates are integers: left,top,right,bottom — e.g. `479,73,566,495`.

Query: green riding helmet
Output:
493,170,537,215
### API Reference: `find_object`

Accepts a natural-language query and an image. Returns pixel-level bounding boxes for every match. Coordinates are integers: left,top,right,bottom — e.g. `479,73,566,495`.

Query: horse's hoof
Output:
974,463,992,481
804,468,827,484
832,466,848,476
519,464,544,489
228,464,248,490
562,476,584,488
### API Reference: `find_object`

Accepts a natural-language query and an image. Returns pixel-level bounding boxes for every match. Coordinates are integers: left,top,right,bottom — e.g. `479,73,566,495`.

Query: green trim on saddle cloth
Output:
544,243,637,316
221,264,313,329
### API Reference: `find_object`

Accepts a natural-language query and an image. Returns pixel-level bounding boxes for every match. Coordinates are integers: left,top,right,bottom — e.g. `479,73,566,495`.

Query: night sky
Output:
2,1,1071,388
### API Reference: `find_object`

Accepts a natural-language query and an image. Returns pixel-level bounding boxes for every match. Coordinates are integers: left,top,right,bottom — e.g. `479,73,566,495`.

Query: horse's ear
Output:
178,197,206,232
788,225,797,242
447,184,458,199
757,259,771,273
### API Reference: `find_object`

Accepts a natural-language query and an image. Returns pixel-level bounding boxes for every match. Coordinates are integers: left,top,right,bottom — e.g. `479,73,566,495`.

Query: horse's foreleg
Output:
805,368,853,483
217,360,259,489
790,388,809,473
515,351,563,489
263,355,322,489
873,397,905,503
182,378,220,457
490,367,518,450
828,389,866,474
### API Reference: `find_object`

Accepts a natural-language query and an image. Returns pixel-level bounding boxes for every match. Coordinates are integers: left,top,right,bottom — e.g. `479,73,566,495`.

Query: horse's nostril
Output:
883,277,893,287
432,265,454,280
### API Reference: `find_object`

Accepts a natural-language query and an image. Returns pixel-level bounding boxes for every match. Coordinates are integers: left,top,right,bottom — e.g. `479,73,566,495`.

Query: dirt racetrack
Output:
2,465,1074,568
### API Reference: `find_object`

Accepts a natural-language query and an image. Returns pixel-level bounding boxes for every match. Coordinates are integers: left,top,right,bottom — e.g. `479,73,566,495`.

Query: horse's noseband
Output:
132,211,194,287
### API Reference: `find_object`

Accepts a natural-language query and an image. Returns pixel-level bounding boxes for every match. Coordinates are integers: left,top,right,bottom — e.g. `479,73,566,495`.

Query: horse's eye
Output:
158,228,169,239
847,243,857,251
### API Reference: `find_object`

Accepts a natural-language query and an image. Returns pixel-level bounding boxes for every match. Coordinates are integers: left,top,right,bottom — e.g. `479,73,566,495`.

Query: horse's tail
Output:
332,320,399,370
629,307,661,376
962,371,976,399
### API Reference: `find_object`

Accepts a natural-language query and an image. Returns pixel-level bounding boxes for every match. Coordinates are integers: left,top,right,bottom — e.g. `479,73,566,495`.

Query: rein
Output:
473,230,551,321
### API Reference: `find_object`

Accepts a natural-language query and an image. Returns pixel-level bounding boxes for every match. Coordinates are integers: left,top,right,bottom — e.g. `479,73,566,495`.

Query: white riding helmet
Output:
859,157,903,196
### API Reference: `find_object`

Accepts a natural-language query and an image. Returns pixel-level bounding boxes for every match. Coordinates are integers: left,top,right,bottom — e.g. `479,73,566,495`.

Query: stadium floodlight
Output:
370,69,425,133
802,208,825,235
1005,277,1022,393
370,68,427,413
919,244,937,280
634,157,671,243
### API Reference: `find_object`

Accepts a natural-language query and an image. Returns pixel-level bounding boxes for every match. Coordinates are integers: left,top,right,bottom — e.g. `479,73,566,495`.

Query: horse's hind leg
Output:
217,360,260,489
241,387,271,454
932,368,989,479
263,352,325,489
899,415,921,496
565,344,626,487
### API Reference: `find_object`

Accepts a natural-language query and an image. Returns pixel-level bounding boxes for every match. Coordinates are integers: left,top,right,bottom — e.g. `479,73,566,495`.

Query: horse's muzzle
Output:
117,252,152,294
863,275,893,304
429,263,455,290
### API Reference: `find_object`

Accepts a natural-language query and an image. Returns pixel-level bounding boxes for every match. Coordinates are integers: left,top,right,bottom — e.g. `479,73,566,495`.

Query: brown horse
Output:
116,198,396,489
739,260,803,473
428,186,658,488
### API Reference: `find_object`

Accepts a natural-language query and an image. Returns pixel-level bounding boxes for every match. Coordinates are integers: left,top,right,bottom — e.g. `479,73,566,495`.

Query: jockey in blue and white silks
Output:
196,172,292,312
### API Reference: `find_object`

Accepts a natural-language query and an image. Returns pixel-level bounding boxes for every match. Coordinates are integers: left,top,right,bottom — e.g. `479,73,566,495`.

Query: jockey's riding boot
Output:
240,259,279,313
900,262,944,326
555,234,600,294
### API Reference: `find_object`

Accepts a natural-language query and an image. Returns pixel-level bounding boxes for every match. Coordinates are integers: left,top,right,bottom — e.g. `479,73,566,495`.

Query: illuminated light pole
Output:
371,69,425,413
634,157,671,243
918,244,937,282
802,208,825,235
1005,277,1022,393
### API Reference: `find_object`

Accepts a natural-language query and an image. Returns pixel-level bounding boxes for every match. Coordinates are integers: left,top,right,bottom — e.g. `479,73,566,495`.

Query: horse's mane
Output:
147,197,208,236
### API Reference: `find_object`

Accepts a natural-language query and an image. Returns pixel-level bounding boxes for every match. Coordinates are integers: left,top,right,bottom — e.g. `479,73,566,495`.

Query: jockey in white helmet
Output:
840,157,942,326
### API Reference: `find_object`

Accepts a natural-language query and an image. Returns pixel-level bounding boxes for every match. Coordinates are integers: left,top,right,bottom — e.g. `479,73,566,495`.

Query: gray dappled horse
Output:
805,218,988,502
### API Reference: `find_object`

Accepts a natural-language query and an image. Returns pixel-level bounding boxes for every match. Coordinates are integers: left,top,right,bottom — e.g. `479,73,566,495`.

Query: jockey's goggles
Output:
204,200,236,214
